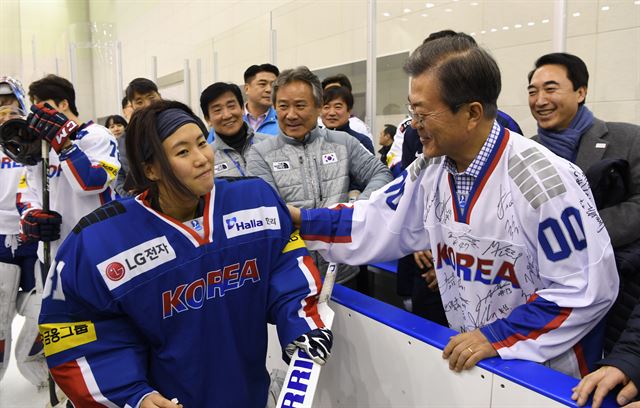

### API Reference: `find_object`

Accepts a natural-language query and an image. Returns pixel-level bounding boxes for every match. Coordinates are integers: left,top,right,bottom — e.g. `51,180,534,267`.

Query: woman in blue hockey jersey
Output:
38,100,332,408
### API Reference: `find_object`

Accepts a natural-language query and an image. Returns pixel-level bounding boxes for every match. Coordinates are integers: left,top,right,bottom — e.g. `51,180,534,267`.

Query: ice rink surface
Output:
0,316,50,407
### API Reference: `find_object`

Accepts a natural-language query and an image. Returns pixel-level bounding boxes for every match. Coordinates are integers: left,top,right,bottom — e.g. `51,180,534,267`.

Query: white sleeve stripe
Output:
77,356,120,408
296,256,320,329
131,391,159,408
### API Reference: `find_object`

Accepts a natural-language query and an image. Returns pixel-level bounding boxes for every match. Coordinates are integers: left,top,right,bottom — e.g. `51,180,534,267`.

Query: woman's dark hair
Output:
125,100,209,208
105,114,127,129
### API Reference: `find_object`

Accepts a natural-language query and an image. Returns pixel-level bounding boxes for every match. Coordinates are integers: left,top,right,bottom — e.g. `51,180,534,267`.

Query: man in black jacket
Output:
572,302,640,408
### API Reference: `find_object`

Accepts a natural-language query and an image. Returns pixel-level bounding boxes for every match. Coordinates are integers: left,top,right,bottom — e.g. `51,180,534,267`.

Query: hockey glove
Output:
284,327,333,365
20,209,62,243
27,102,79,154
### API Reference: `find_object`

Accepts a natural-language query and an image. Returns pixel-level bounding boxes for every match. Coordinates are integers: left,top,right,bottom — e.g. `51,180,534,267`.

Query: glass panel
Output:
272,2,368,70
211,13,270,86
375,0,556,137
314,61,367,121
375,52,410,147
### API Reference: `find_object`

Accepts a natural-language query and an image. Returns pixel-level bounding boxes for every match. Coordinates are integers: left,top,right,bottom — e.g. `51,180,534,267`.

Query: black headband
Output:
141,108,200,161
156,108,199,142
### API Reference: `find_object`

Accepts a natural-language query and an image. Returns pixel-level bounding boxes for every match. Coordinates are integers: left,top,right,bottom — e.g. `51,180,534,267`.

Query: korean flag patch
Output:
322,153,337,164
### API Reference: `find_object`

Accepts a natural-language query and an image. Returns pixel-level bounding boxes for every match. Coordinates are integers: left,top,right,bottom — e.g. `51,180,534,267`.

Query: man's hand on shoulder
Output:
442,329,498,372
287,205,301,229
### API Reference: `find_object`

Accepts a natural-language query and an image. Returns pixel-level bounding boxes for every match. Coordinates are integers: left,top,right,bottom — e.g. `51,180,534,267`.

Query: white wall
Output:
91,0,640,136
3,0,639,135
0,1,97,118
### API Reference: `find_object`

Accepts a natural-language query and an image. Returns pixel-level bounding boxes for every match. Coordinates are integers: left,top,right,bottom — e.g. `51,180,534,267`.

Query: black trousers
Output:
397,254,447,326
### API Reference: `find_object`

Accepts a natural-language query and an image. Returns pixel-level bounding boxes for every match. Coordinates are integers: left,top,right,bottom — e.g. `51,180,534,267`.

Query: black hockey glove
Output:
284,327,333,365
27,102,79,154
20,209,62,243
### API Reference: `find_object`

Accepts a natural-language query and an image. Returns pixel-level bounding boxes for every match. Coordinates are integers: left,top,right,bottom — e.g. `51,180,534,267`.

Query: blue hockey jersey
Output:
38,177,326,407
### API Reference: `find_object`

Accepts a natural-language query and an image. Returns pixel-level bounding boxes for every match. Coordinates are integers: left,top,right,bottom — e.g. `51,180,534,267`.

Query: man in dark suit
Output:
528,52,640,250
529,53,640,404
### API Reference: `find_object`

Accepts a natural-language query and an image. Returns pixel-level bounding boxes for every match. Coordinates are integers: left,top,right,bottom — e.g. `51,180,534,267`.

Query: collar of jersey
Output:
448,123,510,224
135,189,214,246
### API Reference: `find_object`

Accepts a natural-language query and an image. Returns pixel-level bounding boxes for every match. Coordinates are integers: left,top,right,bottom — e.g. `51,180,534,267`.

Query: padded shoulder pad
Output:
72,200,126,234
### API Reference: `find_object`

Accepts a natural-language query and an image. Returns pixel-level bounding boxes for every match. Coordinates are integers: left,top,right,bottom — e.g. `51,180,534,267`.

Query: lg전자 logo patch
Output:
97,236,176,291
105,262,126,281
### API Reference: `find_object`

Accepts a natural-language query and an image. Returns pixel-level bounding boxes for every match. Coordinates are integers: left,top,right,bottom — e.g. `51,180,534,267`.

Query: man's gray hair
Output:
403,36,501,119
272,66,323,107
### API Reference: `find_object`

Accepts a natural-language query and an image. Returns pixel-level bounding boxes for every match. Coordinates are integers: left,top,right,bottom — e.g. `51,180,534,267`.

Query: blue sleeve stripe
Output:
300,205,354,243
64,150,109,191
483,294,572,350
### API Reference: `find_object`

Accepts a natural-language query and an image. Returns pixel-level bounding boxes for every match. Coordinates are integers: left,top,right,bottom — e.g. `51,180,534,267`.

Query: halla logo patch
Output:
222,206,280,239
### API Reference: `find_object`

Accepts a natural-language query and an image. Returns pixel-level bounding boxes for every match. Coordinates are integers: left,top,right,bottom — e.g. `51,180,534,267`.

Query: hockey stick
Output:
276,262,338,408
41,139,59,407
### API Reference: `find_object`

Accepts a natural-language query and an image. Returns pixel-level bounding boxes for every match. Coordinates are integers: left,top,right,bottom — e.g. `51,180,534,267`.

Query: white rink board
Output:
314,301,493,407
267,301,570,408
491,377,571,408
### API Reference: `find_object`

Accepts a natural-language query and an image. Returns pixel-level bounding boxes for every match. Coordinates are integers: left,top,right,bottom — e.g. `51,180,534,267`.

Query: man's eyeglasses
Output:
405,103,464,126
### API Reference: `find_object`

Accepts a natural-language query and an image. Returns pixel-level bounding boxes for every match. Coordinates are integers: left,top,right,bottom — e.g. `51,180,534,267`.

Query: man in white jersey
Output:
0,76,46,387
290,36,618,378
17,74,120,264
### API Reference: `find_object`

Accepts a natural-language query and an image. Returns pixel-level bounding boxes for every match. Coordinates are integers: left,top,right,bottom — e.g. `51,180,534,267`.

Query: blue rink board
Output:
370,260,398,273
331,284,618,408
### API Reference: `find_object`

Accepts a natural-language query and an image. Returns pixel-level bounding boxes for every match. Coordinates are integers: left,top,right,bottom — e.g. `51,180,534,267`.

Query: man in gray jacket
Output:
247,66,393,282
201,82,269,177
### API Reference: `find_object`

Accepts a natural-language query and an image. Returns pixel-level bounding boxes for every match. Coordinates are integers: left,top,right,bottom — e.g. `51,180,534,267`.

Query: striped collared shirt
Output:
443,121,501,209
244,104,268,132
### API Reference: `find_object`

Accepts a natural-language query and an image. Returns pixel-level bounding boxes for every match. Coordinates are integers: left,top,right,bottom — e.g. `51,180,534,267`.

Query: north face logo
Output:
272,161,290,171
214,163,229,173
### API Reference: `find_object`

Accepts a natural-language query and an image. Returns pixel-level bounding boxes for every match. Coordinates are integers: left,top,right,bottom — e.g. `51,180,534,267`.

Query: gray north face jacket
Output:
246,126,392,208
211,127,270,177
246,126,393,283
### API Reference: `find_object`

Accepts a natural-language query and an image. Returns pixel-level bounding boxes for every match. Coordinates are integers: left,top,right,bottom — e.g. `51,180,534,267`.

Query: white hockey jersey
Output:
386,117,411,169
17,122,119,260
300,125,618,377
0,152,27,235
